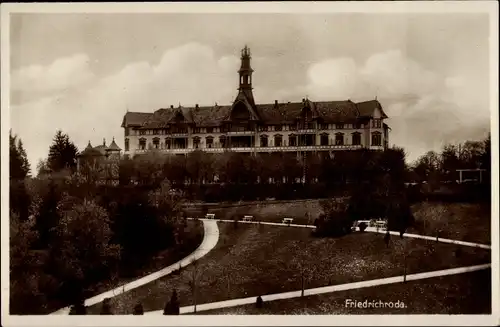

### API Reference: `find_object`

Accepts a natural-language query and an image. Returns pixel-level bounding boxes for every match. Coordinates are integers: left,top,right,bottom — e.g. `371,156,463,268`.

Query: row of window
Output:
125,120,384,136
124,132,383,151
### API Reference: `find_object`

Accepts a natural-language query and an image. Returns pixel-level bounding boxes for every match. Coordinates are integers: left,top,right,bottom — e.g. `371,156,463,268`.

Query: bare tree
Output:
287,241,316,297
188,257,202,313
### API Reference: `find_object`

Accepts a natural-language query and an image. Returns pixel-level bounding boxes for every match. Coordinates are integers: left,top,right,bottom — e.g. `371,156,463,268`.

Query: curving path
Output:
50,219,219,315
143,263,491,315
138,218,490,315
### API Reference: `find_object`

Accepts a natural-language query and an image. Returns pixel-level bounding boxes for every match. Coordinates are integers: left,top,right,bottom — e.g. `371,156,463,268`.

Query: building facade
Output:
76,138,121,184
121,46,390,157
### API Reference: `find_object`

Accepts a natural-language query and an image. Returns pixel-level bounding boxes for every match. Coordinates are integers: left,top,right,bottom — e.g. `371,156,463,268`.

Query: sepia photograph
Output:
1,2,499,326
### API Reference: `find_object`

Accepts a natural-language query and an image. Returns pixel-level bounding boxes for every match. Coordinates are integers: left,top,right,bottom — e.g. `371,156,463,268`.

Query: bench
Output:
242,215,254,222
205,213,215,219
282,218,293,225
375,220,387,230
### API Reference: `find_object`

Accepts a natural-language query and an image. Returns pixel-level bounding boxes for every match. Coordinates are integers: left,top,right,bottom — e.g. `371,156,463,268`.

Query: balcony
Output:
131,144,367,154
296,129,317,134
225,130,255,136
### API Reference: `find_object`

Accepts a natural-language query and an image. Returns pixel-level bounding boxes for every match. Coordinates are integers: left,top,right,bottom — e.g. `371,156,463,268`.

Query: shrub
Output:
100,298,112,315
358,222,367,232
256,296,263,309
133,302,144,315
164,289,180,315
69,299,86,315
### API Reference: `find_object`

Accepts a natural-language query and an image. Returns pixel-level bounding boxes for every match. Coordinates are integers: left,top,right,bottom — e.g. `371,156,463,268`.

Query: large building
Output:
76,138,121,184
121,46,390,157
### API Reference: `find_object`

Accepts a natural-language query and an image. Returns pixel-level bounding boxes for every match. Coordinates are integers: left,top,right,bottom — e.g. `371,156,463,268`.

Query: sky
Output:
9,12,492,172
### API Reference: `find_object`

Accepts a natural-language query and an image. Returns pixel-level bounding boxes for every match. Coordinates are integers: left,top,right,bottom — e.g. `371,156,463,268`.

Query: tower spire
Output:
237,45,255,106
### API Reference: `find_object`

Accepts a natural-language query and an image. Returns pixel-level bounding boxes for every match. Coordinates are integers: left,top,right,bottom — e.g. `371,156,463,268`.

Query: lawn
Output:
86,222,490,314
184,199,325,224
77,220,204,307
201,268,491,315
409,202,491,244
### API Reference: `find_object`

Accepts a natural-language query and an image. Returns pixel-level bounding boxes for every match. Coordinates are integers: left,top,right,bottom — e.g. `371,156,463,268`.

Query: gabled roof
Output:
122,98,386,128
356,100,387,119
121,112,151,128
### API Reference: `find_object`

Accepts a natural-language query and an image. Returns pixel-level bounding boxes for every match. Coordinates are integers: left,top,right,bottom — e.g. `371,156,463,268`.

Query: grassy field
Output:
86,222,490,314
79,220,204,304
409,202,491,244
184,199,325,224
184,199,491,245
201,269,491,315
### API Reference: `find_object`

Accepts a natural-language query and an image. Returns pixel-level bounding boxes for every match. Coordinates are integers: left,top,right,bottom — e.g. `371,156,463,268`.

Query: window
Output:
193,136,201,149
260,135,268,147
320,133,329,146
165,138,171,149
274,134,283,147
352,132,361,146
153,137,160,149
139,130,146,136
372,119,382,128
139,138,146,150
335,133,344,146
335,123,344,129
289,124,297,131
206,136,214,148
207,127,214,133
289,134,297,146
353,123,362,129
194,127,201,134
320,123,329,130
371,132,382,146
125,128,130,136
124,138,129,151
219,136,226,148
275,125,282,131
259,125,269,132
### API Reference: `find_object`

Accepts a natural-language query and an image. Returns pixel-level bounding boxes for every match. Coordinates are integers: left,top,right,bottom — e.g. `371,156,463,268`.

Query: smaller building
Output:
77,138,121,185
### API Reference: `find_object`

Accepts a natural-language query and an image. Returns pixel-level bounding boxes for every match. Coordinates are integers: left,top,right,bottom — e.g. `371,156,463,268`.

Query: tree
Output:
164,289,180,315
188,257,202,313
133,302,144,315
286,240,317,297
100,298,113,315
10,130,30,179
47,130,79,173
49,200,121,301
36,159,51,177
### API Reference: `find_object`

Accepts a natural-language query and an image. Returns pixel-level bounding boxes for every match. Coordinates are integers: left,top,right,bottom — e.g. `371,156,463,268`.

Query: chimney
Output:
195,104,199,109
170,105,174,109
302,98,306,103
103,138,106,146
274,100,278,106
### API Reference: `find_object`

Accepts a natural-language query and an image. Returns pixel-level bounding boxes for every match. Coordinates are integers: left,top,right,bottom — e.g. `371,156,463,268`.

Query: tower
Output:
237,45,255,106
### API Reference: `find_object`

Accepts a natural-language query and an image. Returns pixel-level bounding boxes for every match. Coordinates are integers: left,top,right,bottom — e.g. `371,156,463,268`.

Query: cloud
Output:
10,43,240,171
299,49,490,162
10,43,490,172
11,53,96,97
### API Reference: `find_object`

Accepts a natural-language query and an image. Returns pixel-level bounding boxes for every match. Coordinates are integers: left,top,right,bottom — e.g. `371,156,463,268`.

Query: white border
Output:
1,2,499,326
